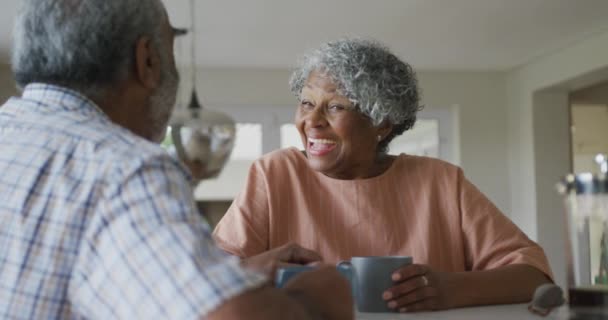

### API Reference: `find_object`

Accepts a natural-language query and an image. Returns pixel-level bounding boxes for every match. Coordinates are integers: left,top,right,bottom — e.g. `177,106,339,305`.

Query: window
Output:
194,123,262,201
230,123,263,160
280,119,441,158
281,124,304,150
192,105,458,201
389,119,439,157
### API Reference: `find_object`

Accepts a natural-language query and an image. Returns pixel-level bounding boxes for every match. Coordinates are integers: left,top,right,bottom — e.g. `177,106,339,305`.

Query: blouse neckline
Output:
288,147,405,185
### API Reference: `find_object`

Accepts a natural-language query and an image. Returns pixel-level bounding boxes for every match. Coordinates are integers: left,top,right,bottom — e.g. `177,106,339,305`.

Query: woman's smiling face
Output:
295,70,389,179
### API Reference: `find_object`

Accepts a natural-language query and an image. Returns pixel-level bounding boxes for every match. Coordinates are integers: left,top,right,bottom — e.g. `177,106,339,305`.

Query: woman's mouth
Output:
307,138,337,156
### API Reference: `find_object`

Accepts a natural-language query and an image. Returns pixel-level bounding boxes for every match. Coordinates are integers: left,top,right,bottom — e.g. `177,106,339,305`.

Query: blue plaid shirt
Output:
0,84,266,319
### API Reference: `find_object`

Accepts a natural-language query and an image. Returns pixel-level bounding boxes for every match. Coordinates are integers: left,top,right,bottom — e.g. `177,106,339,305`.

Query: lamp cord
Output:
190,0,197,91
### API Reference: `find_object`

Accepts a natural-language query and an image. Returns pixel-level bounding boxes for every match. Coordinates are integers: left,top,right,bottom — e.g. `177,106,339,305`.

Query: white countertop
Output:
356,303,570,320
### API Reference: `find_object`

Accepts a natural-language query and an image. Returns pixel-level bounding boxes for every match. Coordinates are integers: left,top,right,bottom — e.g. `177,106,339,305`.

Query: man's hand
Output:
207,266,354,320
243,243,322,277
284,266,355,320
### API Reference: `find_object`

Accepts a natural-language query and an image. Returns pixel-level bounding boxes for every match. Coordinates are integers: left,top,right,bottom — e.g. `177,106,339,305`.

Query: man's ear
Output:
134,36,161,89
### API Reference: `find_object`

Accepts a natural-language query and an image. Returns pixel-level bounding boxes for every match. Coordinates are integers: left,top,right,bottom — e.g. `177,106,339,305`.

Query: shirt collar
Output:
21,83,110,120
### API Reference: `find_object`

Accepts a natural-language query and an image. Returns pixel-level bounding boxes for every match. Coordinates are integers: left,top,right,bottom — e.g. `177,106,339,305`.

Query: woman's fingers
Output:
391,264,429,282
383,264,430,300
383,274,429,300
382,264,450,312
386,285,439,310
395,293,441,313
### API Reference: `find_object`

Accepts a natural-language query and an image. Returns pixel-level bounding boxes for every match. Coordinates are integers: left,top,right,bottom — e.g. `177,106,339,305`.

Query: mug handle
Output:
336,261,356,298
336,260,352,271
337,261,353,279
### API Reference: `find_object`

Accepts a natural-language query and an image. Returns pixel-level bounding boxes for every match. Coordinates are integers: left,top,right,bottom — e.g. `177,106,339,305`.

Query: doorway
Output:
570,81,608,174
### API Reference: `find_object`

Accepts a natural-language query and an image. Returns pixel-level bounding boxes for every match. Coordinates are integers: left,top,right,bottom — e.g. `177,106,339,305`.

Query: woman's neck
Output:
302,150,396,180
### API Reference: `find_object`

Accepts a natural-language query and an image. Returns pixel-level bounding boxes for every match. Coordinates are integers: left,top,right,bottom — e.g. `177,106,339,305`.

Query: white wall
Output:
193,68,511,213
0,63,17,102
531,91,571,289
506,28,608,287
417,72,509,213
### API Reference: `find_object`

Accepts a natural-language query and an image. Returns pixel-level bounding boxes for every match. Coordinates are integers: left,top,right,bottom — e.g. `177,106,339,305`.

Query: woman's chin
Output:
306,158,335,175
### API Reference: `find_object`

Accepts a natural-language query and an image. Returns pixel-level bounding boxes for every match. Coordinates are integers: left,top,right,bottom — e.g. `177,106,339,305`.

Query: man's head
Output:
12,0,180,142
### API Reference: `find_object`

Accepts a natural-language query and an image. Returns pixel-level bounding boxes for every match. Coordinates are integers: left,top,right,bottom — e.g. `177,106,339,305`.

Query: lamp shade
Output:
169,91,236,181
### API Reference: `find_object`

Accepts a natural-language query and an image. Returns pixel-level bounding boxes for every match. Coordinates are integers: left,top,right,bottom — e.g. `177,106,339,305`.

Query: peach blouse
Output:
213,148,552,277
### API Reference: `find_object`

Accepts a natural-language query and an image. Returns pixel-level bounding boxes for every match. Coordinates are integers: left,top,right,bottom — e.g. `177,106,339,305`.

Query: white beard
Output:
148,57,179,143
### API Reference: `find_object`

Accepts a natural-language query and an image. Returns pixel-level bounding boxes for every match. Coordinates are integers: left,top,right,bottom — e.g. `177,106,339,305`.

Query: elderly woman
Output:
213,39,552,312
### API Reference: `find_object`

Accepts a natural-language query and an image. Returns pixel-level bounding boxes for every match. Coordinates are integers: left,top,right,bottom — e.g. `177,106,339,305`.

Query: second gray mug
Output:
337,256,413,313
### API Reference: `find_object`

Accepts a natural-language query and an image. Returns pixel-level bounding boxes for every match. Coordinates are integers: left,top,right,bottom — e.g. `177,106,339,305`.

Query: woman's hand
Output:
382,264,454,312
381,263,552,312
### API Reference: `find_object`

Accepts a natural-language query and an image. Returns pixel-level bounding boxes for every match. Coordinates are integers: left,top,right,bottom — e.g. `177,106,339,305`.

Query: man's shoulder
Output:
94,125,163,158
1,93,181,178
95,126,186,176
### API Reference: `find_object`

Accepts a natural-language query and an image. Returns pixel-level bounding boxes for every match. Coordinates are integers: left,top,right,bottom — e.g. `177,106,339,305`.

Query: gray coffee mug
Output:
275,265,352,288
275,266,315,288
337,256,413,313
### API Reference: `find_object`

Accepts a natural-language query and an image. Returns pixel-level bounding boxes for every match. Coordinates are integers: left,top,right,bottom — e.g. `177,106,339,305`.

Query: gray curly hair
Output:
12,0,166,99
289,38,422,153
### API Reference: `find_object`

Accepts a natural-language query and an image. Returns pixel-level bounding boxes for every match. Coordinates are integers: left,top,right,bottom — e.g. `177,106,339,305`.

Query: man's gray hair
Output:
289,38,422,153
12,0,166,98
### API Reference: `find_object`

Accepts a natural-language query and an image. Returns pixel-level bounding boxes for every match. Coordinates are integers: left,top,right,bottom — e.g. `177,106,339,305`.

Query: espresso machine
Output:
558,154,608,317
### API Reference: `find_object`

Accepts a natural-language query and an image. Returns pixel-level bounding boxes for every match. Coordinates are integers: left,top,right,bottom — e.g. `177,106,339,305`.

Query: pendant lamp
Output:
168,0,236,181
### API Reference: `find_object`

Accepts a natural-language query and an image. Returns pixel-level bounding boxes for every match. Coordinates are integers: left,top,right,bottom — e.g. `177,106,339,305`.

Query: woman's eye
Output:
328,104,345,111
300,100,314,108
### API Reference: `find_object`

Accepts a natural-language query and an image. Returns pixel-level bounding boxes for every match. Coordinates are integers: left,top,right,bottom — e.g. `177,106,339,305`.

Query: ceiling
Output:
1,0,608,71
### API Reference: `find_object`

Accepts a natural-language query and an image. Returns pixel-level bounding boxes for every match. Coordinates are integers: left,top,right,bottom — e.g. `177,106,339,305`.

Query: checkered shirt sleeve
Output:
69,154,267,319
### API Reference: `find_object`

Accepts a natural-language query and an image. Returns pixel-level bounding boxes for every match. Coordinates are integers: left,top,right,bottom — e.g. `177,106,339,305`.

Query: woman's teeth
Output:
308,138,337,145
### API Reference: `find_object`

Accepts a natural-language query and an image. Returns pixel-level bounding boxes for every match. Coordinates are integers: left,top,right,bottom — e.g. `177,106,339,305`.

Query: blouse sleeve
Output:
213,161,270,258
457,168,554,280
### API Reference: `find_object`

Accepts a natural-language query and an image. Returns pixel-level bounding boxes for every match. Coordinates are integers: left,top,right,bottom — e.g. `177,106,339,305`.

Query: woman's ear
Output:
134,36,161,89
376,121,393,142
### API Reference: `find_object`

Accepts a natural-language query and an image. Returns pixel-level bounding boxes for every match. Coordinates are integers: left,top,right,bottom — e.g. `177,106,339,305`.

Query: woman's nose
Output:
305,107,328,128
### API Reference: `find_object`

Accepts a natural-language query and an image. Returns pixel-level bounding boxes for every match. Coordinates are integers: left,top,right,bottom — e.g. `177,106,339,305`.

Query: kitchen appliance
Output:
558,154,608,317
